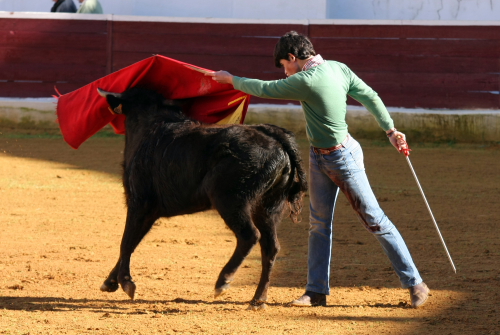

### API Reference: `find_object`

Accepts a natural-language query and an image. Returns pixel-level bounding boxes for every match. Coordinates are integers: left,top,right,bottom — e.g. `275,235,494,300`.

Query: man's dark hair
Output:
273,31,316,68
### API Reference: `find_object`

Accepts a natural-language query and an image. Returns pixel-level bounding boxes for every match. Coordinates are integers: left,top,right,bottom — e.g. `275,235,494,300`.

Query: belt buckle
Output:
319,148,332,155
317,144,341,155
315,135,348,155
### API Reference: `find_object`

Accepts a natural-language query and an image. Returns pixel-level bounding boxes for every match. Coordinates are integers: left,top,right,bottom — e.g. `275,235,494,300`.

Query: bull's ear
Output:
113,104,123,114
97,88,124,114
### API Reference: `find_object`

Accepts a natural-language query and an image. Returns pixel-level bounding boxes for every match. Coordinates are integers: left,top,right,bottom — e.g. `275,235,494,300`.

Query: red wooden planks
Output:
113,33,279,56
310,24,403,39
0,46,107,65
0,63,107,82
0,81,87,98
0,30,107,50
400,25,500,40
0,18,107,34
312,37,499,58
310,24,500,40
112,21,307,37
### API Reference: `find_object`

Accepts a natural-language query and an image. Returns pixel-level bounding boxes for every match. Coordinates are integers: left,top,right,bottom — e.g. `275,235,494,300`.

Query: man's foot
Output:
290,291,327,307
409,282,430,308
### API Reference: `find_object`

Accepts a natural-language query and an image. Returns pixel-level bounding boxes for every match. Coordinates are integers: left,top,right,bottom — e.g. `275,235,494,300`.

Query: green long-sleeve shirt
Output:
233,60,394,148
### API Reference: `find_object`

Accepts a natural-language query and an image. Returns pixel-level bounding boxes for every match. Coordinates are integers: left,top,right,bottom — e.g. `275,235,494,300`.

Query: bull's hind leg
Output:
247,208,281,310
213,208,260,299
101,207,159,299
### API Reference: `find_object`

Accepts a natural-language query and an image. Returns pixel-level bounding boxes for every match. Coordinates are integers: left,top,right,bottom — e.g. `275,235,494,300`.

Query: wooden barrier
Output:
1,13,499,109
309,23,500,109
0,15,109,97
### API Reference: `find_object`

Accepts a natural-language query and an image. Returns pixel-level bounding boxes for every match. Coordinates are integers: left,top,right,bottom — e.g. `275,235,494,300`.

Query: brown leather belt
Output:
313,135,349,155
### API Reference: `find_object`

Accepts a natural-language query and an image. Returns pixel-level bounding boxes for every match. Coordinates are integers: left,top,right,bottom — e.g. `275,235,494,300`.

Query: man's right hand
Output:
205,71,234,85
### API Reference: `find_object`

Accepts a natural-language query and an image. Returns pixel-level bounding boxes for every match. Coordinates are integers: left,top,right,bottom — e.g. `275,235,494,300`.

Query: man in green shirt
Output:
77,0,103,14
207,31,430,308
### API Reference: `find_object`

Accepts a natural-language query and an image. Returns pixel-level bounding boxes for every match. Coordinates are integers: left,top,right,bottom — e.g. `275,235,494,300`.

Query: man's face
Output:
279,54,301,77
78,0,84,3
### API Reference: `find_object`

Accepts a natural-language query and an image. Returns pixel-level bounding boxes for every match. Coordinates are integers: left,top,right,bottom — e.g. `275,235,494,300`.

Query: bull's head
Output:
97,87,181,116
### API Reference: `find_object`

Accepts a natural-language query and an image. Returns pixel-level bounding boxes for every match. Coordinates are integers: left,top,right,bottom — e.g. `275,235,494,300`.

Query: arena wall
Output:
1,13,499,142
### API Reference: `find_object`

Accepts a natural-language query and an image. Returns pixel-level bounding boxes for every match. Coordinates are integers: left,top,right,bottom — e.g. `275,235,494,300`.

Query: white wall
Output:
327,0,500,21
0,0,328,19
0,0,498,20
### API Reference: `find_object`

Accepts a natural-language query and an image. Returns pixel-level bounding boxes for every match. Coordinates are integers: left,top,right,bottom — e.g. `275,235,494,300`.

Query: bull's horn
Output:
97,88,122,98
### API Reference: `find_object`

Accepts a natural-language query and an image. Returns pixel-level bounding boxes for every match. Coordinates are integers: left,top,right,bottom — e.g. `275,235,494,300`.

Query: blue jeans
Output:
306,135,422,294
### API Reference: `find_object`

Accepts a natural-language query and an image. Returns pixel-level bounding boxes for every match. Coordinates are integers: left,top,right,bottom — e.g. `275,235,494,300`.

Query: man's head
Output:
273,31,316,68
78,0,85,3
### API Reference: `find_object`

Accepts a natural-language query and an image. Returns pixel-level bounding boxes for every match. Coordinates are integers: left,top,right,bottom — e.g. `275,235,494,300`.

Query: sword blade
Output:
405,155,457,273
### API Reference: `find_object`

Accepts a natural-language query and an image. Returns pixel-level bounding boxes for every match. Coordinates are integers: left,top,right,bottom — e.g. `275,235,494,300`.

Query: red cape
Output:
56,55,251,149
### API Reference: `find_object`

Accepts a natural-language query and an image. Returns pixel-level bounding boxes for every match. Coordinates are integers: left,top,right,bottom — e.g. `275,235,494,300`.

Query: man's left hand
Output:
388,129,409,153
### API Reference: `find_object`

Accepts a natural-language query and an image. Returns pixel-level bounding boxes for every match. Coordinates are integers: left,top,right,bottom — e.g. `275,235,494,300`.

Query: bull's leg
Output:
100,260,120,293
214,210,260,299
101,207,159,299
247,209,281,310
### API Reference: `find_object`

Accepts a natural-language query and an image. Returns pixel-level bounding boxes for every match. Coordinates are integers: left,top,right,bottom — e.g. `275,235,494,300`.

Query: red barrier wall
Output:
1,15,499,109
310,24,500,109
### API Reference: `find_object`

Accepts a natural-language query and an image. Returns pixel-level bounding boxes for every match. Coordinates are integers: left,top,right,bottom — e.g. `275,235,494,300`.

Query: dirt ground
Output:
0,128,499,335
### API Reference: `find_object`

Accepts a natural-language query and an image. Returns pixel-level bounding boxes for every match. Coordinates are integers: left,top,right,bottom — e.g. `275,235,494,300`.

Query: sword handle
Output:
396,134,411,156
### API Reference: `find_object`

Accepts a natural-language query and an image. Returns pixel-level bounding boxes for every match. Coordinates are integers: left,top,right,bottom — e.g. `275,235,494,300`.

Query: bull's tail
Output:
252,124,308,223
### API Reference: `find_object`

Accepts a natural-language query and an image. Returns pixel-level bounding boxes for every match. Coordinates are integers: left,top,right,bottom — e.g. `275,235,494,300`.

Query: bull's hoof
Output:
100,280,119,293
247,302,267,311
122,280,136,300
214,284,230,298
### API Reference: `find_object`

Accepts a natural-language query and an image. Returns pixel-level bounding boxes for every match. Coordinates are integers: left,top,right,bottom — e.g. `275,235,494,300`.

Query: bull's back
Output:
124,122,297,216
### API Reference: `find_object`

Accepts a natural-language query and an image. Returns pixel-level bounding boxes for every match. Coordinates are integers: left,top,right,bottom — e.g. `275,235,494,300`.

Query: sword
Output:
397,135,457,273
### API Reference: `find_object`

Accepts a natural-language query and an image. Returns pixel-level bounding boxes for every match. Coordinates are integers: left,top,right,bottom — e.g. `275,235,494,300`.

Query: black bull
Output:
97,87,307,309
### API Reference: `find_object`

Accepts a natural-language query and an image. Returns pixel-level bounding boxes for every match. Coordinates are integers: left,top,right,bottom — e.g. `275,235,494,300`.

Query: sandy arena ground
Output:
0,129,499,334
